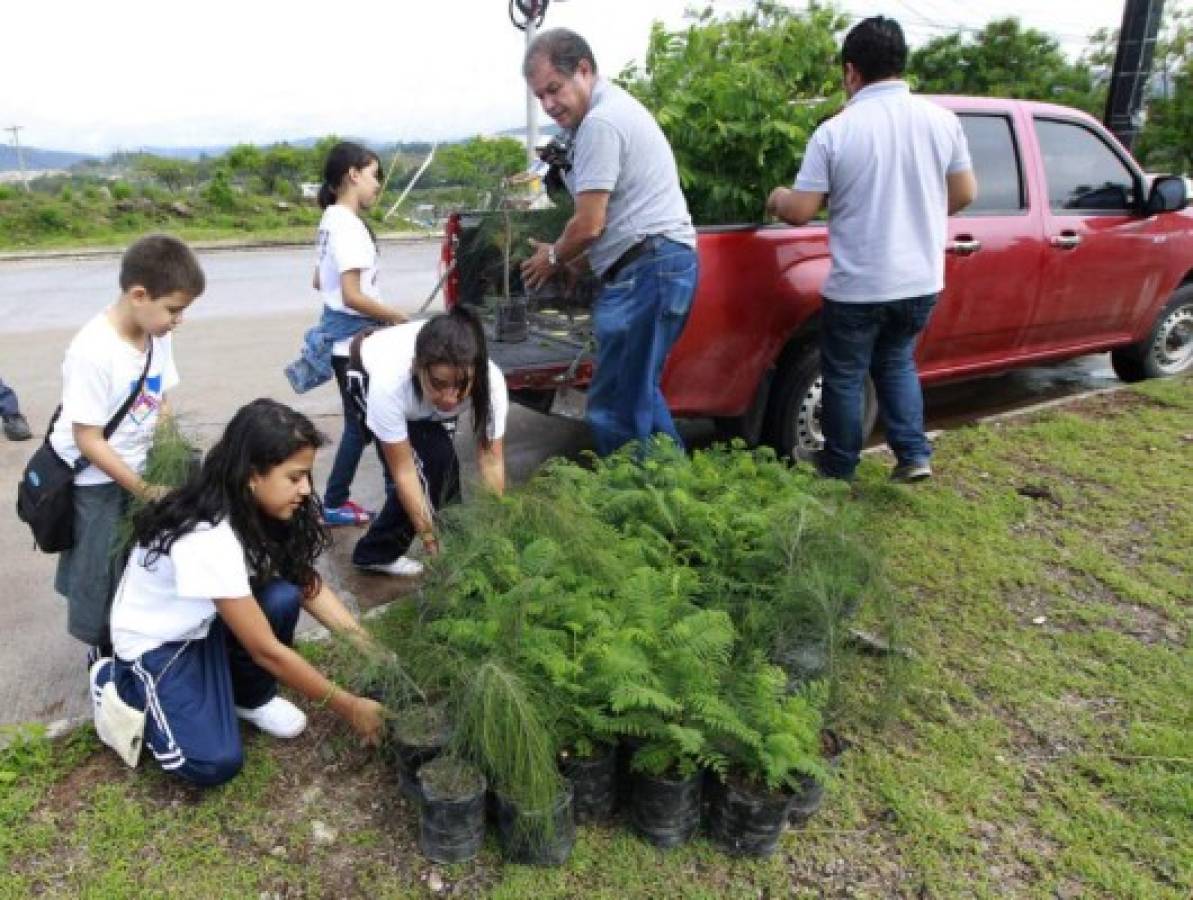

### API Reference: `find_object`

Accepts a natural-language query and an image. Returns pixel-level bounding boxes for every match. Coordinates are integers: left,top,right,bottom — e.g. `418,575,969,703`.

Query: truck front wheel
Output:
764,349,878,461
1111,285,1193,382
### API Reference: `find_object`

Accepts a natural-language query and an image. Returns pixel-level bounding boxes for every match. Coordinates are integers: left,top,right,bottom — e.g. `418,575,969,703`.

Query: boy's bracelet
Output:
315,683,339,709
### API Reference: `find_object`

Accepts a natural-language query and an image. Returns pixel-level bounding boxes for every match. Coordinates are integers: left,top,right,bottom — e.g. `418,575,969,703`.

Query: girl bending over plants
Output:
91,398,384,786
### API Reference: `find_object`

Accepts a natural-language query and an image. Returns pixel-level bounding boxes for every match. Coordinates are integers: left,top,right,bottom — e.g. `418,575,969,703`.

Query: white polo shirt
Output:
794,80,972,303
360,322,508,445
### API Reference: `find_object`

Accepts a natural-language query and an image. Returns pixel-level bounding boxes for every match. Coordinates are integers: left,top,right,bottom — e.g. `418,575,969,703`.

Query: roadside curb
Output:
0,232,438,264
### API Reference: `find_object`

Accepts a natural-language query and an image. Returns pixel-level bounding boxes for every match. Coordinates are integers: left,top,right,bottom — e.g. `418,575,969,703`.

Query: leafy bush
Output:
618,1,847,225
111,181,133,201
367,440,889,802
201,169,238,212
35,205,69,232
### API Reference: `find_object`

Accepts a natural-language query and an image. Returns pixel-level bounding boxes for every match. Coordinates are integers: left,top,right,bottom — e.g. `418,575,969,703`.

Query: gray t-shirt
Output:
795,80,972,303
564,79,696,276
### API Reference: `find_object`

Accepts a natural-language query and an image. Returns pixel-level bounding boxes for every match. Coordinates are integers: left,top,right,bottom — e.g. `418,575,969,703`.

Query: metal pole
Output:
525,6,539,167
6,126,30,193
1104,0,1166,151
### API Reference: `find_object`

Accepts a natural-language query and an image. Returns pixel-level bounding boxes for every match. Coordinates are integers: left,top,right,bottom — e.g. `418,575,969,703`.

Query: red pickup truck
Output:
443,96,1193,457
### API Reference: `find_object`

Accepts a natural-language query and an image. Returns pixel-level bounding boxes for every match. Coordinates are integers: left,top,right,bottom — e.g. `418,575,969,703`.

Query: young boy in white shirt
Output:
50,234,206,662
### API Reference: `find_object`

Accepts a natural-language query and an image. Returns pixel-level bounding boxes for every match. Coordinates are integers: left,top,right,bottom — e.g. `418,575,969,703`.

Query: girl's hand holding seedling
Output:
347,695,385,746
420,530,441,557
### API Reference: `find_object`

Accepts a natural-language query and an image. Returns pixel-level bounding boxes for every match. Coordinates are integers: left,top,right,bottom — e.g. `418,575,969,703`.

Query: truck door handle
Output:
948,237,982,256
1049,232,1082,250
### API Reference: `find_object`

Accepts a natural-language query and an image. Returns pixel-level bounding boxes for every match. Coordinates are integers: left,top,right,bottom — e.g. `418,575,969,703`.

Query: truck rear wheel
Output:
1110,285,1193,382
764,349,878,461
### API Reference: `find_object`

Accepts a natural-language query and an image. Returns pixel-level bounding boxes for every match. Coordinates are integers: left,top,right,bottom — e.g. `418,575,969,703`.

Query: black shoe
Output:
3,413,32,441
891,461,933,484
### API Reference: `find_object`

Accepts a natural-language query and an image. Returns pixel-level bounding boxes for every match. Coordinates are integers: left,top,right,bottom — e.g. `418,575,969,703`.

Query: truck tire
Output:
1110,284,1193,383
764,348,878,461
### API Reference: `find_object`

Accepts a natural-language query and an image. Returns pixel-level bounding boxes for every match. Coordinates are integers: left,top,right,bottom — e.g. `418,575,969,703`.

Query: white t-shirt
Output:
50,312,180,486
316,204,379,354
360,321,509,445
111,519,252,660
794,81,972,302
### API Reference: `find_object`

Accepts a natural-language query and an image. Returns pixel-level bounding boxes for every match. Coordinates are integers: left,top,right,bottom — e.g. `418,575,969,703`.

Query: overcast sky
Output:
3,0,1144,154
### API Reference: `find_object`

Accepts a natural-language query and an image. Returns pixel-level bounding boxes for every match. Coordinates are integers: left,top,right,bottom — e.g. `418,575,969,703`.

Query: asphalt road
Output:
0,241,1117,728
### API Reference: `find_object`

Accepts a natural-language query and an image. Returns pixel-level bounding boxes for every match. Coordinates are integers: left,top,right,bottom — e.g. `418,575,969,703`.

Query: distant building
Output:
300,182,321,201
0,169,68,184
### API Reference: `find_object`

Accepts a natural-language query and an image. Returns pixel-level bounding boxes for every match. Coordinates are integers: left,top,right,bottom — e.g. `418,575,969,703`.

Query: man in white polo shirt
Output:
767,16,976,482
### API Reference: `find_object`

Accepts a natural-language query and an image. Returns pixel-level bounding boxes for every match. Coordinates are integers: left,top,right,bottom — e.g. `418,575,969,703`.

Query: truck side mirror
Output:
1146,175,1188,215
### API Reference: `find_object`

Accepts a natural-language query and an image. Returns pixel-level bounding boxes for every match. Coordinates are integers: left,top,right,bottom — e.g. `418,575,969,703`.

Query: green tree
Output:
617,1,847,225
909,17,1100,114
134,155,196,193
435,136,526,189
259,143,310,197
201,167,238,211
222,143,263,178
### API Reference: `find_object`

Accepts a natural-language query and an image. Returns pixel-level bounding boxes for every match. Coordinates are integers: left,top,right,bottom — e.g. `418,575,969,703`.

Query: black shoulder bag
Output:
16,342,154,553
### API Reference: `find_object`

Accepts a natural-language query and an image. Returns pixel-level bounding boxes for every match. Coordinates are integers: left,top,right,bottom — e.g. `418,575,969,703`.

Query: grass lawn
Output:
2,377,1190,899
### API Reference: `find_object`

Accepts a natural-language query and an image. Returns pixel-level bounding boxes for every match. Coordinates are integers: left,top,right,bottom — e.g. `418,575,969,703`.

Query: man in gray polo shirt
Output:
767,16,976,482
520,28,698,457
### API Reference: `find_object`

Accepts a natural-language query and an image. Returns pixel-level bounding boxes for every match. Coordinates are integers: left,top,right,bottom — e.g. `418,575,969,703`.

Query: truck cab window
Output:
957,114,1025,214
1035,118,1138,213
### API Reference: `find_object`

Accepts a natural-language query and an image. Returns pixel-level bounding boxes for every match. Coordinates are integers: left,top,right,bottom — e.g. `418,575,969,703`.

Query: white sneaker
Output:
235,696,307,739
89,657,112,722
355,556,424,577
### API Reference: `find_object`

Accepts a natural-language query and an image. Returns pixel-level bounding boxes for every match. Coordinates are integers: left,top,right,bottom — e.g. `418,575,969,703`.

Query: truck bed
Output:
482,307,594,397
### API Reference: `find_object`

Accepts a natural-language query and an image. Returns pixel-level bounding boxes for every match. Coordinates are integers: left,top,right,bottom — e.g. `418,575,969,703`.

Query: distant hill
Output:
0,145,95,172
0,128,551,172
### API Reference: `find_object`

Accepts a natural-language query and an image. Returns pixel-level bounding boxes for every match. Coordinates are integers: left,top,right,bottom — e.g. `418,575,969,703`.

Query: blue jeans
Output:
102,579,301,786
324,356,368,508
588,237,698,456
352,420,461,566
819,294,937,479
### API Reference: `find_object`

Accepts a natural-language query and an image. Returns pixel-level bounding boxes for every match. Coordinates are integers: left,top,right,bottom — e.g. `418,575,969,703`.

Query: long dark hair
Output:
131,399,331,599
318,140,383,214
414,307,495,450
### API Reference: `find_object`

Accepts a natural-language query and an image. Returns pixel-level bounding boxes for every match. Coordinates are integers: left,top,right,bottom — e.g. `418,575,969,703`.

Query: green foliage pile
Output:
368,441,887,814
618,1,847,225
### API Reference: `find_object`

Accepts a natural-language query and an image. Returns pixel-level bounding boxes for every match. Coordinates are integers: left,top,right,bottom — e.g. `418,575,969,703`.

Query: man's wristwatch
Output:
547,243,558,267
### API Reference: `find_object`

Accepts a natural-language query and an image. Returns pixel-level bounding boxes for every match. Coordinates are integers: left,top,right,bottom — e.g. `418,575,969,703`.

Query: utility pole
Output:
510,0,555,166
525,9,539,167
1104,0,1166,151
5,125,30,192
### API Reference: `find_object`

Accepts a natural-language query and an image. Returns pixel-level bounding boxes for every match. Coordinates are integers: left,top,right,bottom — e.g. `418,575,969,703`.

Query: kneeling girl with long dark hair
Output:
91,398,384,786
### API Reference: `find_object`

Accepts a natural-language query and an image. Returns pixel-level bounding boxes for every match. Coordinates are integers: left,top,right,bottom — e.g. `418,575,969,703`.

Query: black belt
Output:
601,238,657,284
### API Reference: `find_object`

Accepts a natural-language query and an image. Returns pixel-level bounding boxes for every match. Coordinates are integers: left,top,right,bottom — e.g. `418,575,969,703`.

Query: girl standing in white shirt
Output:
313,142,407,527
91,399,385,786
